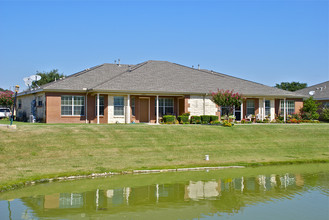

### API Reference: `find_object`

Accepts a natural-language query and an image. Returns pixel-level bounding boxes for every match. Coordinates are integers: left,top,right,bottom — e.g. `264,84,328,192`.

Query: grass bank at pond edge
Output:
0,123,328,191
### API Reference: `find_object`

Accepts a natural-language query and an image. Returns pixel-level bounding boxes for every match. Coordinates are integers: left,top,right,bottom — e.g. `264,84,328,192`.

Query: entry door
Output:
179,99,184,115
235,105,241,121
140,98,149,122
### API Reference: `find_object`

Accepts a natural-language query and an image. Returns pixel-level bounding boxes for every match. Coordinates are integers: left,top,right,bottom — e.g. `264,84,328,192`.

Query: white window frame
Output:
157,98,174,116
61,95,85,116
246,100,255,115
280,100,295,115
114,96,124,116
265,100,271,116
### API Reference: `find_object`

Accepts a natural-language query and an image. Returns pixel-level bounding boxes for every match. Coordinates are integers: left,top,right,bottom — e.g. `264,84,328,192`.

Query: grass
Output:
0,122,328,190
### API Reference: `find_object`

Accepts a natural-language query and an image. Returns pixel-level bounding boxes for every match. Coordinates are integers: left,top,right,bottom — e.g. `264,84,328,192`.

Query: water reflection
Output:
1,168,328,220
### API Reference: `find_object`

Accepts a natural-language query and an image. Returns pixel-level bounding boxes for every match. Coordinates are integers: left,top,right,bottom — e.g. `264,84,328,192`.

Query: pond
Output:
0,164,328,220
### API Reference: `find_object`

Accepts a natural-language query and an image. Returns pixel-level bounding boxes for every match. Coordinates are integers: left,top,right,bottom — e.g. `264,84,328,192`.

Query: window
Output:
322,102,329,108
265,100,271,116
37,96,43,107
221,106,230,116
114,96,124,116
61,96,85,116
131,97,135,116
156,98,174,116
246,100,255,115
280,100,295,115
95,96,104,116
18,99,22,109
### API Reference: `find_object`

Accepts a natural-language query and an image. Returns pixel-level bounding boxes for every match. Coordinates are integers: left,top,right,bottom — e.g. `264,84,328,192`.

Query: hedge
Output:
178,115,190,124
163,115,176,124
201,115,211,124
190,116,201,124
210,115,219,122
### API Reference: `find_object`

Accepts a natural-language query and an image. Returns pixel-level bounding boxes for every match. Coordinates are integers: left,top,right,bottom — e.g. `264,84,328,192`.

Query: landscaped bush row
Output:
163,114,219,124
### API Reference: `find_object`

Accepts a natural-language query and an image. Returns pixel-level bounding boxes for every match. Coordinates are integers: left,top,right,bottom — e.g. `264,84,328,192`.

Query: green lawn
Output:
0,122,328,189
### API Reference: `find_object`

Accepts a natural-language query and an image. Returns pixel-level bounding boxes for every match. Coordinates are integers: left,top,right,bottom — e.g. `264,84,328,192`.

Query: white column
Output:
240,102,243,120
156,95,159,124
97,93,100,124
263,98,266,120
85,93,88,124
283,98,286,122
127,94,130,124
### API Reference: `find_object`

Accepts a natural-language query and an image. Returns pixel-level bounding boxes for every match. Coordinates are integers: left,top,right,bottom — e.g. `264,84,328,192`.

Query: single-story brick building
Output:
295,81,329,109
17,60,306,123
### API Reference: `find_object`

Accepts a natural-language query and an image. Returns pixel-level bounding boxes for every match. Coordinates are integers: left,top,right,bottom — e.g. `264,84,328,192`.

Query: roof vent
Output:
118,59,121,66
198,64,200,70
192,65,194,68
114,60,117,64
128,65,131,72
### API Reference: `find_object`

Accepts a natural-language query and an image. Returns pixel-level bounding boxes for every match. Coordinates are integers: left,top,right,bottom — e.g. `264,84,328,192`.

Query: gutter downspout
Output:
85,90,89,124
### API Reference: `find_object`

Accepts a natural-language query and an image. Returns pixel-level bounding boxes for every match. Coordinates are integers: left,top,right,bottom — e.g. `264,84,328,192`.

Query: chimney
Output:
198,64,200,70
118,59,121,66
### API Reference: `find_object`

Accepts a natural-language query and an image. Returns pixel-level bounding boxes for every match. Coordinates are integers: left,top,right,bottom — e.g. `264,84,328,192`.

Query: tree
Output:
275,82,307,92
0,90,14,108
211,89,244,115
300,97,320,120
32,69,65,88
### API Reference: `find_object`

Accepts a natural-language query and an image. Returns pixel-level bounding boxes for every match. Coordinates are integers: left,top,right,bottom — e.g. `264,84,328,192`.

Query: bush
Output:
190,116,201,124
201,115,211,124
223,120,233,127
210,120,221,125
181,112,190,117
210,115,219,122
320,108,329,122
300,97,320,120
177,115,190,124
163,115,176,124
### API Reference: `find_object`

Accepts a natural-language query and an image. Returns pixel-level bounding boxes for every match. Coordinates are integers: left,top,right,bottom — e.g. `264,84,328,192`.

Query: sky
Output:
0,0,328,91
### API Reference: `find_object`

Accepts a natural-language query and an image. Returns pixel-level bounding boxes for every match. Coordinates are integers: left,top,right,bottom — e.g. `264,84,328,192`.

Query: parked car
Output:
0,108,11,118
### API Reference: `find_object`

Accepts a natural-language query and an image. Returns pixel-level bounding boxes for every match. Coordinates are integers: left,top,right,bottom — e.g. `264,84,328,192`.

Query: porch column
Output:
85,93,88,124
156,95,159,124
263,97,266,120
240,102,243,120
127,94,130,124
97,93,100,124
283,98,286,122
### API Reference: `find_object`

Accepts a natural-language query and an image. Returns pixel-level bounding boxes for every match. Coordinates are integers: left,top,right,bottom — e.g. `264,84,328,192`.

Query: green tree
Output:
32,69,65,88
300,97,320,120
275,82,307,92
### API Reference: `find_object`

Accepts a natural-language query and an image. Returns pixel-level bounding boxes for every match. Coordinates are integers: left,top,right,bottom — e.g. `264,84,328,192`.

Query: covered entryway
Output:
139,98,149,122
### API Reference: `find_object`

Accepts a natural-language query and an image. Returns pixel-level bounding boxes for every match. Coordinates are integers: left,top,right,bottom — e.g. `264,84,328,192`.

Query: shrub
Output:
190,116,201,124
241,119,246,124
287,118,300,123
163,115,176,124
177,115,190,124
300,97,320,120
210,115,219,122
181,112,190,117
201,115,211,124
210,120,221,125
320,108,329,122
223,120,233,127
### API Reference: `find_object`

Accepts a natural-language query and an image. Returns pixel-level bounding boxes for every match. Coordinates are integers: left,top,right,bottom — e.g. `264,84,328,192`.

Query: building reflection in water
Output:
18,172,318,219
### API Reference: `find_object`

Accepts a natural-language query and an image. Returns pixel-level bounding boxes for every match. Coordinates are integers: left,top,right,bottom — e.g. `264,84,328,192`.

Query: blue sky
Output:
0,0,328,91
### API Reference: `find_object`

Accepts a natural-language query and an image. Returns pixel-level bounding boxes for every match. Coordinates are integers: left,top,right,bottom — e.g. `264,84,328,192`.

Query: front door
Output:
235,105,241,121
140,98,149,122
179,98,184,116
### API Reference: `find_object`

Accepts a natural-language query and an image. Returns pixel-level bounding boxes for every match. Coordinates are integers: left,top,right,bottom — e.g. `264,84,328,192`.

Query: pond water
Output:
0,164,328,220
